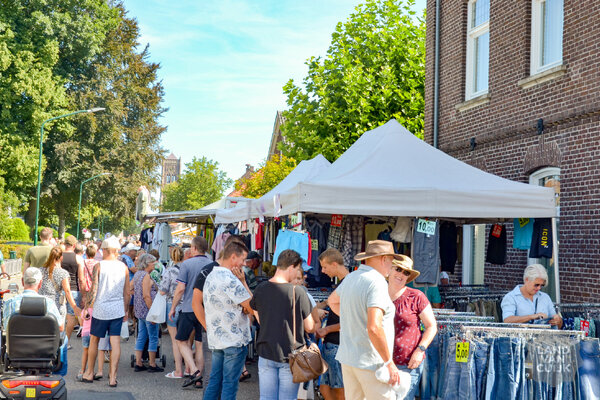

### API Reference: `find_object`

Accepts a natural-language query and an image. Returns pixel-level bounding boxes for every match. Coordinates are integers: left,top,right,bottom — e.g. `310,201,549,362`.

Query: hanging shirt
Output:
529,218,553,258
486,224,507,265
439,221,458,273
513,218,534,250
272,230,310,265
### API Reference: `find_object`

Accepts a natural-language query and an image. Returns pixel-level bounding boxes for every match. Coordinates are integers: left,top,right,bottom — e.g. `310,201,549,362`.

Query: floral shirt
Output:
133,270,157,320
159,264,180,303
203,266,251,350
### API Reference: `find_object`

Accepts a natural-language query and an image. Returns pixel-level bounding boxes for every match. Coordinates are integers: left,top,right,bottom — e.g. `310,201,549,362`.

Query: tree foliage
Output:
280,0,425,162
0,1,166,237
161,157,232,212
236,155,297,199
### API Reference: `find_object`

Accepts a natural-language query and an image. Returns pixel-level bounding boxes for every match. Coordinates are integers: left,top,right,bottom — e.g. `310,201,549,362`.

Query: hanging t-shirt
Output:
272,229,310,265
439,221,457,273
529,218,553,258
513,218,534,250
486,224,506,264
413,218,440,285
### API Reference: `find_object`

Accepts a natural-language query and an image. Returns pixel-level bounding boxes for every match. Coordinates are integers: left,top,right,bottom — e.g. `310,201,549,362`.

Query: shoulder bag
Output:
288,285,328,383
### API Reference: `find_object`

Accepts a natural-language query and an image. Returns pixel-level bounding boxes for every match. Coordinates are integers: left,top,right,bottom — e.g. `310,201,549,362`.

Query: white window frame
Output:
465,0,490,100
530,0,563,75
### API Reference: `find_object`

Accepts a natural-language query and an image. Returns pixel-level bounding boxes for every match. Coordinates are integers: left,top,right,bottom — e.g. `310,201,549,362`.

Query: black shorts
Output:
175,312,204,342
90,317,122,338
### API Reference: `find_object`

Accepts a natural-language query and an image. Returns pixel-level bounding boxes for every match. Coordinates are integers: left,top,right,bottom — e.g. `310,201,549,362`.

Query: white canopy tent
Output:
278,119,557,219
144,196,248,224
276,119,560,300
215,155,331,224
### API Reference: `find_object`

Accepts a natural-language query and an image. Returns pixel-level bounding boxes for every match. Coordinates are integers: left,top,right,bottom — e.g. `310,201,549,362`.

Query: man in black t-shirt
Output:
315,248,348,400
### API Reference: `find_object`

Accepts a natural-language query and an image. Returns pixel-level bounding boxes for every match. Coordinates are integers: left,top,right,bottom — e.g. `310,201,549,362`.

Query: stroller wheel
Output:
161,354,166,368
130,354,135,368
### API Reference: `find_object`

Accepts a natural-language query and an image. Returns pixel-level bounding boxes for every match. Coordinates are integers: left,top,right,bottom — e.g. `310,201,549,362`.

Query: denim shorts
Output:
82,335,90,349
66,291,81,315
90,317,122,338
166,302,179,328
321,342,344,389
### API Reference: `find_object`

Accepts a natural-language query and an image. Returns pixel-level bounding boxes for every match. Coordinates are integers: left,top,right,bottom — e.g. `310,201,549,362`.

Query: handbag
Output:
147,292,166,324
288,285,328,383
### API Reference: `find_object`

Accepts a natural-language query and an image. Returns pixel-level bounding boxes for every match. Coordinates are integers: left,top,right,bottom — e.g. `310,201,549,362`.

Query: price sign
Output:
455,342,469,363
416,219,436,236
331,214,343,227
518,218,530,228
581,320,590,336
311,239,319,250
491,224,503,238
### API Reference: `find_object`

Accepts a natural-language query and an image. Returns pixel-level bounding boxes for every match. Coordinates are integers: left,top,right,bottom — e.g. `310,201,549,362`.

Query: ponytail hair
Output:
43,246,63,278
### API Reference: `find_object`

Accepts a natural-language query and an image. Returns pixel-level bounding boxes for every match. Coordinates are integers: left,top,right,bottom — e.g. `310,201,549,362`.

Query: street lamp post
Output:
34,108,105,245
77,173,111,240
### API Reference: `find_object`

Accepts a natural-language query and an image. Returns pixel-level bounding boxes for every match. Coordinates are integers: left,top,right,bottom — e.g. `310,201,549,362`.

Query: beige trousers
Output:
341,364,396,400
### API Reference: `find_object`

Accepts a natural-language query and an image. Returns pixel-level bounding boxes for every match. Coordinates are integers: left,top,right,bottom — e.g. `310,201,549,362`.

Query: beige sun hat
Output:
391,256,420,284
354,240,405,261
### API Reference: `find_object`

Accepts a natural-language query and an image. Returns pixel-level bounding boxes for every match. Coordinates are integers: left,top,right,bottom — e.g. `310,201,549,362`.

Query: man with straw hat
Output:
327,240,407,400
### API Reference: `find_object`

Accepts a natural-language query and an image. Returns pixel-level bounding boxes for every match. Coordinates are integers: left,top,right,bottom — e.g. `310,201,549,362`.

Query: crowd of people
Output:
6,226,561,400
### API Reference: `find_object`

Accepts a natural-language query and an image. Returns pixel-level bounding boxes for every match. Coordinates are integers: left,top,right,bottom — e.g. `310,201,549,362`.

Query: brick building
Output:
424,0,600,302
160,153,181,204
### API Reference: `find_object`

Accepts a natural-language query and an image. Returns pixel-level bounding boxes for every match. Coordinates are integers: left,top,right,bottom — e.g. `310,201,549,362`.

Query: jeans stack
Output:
418,329,600,400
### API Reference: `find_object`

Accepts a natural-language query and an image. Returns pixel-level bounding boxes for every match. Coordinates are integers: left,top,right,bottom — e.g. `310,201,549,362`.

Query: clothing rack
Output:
555,303,600,310
434,311,476,316
443,293,505,300
461,325,584,338
436,315,495,321
437,321,549,328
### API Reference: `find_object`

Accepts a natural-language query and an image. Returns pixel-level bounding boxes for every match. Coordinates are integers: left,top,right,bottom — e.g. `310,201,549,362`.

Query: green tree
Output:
236,155,297,199
19,3,166,237
280,0,425,161
161,157,232,212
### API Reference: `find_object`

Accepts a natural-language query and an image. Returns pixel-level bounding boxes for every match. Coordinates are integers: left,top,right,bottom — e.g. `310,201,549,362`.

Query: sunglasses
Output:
393,266,412,277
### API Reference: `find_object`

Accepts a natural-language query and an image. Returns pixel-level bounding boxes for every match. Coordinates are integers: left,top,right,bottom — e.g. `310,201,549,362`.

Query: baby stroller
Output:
130,319,167,368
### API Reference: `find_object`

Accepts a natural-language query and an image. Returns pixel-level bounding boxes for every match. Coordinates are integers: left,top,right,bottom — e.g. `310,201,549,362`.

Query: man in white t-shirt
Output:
327,240,404,400
201,241,253,400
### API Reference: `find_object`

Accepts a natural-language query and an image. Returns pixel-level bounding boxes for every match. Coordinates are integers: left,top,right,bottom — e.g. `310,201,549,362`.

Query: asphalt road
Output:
65,328,260,400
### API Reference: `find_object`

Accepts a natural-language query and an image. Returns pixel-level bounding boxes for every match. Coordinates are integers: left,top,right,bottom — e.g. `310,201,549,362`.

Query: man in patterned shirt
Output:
201,241,252,400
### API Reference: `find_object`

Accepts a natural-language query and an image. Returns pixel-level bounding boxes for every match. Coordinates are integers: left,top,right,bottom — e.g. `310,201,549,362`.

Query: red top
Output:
392,287,429,366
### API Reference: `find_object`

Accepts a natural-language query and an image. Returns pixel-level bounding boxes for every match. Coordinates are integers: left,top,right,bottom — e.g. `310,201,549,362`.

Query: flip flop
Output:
165,371,183,379
109,380,118,388
81,378,93,383
93,374,103,381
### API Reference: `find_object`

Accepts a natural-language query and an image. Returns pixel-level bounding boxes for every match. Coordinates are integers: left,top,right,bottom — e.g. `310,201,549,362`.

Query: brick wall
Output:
425,1,600,302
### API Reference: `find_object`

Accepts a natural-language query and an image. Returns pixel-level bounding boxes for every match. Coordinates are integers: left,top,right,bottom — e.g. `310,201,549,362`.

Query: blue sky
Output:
121,0,426,185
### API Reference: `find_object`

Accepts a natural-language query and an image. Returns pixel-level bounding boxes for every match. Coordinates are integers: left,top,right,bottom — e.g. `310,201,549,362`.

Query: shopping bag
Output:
147,293,166,324
120,321,129,339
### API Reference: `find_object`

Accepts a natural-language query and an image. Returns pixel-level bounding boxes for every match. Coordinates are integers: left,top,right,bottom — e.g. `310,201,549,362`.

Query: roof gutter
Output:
433,0,441,149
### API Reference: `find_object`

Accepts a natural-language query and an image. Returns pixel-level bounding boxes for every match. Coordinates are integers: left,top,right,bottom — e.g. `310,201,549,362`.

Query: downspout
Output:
433,0,441,149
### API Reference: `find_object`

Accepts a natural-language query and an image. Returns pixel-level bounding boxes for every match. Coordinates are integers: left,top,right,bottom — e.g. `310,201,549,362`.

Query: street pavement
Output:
0,275,260,400
65,328,260,400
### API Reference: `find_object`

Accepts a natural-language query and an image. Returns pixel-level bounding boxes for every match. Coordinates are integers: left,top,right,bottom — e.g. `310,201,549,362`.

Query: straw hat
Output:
354,240,405,261
391,256,420,284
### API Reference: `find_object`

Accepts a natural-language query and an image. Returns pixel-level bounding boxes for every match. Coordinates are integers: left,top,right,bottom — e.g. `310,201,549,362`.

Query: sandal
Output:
239,370,251,382
93,374,103,381
165,371,183,379
182,370,202,388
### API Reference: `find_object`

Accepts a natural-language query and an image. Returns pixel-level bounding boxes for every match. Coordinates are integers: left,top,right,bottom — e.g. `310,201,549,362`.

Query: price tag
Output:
455,342,469,363
416,219,436,236
311,239,319,249
331,214,343,227
518,218,530,228
26,388,36,398
491,224,503,238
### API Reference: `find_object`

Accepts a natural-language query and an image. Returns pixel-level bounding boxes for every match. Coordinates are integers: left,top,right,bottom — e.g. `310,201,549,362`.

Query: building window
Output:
465,0,489,100
530,0,563,75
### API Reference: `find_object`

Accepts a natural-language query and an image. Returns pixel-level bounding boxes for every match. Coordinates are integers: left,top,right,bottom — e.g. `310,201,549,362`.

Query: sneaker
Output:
76,326,83,338
148,365,164,373
134,365,147,372
67,345,73,350
104,353,110,362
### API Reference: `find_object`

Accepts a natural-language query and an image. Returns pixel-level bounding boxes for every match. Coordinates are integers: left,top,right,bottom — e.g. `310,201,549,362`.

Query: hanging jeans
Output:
473,340,491,400
441,337,474,400
485,337,524,400
577,339,600,400
420,334,441,399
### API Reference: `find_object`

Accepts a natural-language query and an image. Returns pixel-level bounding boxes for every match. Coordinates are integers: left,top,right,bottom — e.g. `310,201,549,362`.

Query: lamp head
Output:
88,107,106,113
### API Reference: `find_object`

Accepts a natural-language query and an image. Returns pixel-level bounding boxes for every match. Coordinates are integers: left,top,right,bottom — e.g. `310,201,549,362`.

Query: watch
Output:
417,345,427,352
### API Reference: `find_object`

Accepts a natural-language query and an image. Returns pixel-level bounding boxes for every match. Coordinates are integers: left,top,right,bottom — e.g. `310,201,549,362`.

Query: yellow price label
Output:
456,342,469,363
25,387,36,398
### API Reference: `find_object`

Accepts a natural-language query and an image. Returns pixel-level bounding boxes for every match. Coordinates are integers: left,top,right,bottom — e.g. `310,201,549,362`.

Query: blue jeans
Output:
473,340,491,400
437,332,451,397
442,337,472,400
204,346,248,400
397,363,424,400
258,356,299,400
578,339,600,400
135,318,159,352
420,333,440,400
485,337,523,400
